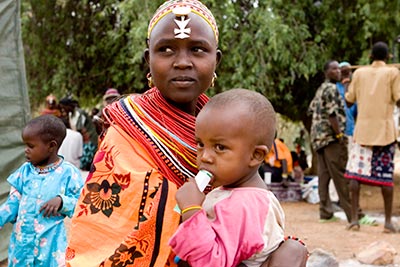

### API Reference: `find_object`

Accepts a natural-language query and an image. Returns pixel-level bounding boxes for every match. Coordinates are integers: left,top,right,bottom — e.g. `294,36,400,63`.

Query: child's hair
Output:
204,88,276,150
25,115,66,148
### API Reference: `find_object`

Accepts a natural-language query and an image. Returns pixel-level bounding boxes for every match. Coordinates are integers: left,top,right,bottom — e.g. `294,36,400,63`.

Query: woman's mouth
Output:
172,77,195,86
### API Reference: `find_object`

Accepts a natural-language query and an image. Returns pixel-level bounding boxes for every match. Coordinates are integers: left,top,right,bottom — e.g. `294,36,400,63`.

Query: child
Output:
169,89,285,267
0,115,83,266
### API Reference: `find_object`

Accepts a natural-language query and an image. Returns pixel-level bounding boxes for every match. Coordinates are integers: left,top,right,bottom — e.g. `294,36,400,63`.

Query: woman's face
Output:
145,12,221,114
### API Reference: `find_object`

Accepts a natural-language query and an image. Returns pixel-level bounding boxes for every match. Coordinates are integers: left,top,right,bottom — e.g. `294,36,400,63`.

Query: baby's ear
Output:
250,145,269,167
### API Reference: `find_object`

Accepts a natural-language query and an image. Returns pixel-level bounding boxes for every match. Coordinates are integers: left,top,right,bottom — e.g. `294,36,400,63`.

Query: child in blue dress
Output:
0,115,83,266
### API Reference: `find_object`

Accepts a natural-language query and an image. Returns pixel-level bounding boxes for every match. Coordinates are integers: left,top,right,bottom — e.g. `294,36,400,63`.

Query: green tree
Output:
22,0,400,123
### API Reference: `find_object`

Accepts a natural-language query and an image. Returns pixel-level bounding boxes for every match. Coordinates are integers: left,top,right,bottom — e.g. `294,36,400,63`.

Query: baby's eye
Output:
215,144,225,151
196,141,204,149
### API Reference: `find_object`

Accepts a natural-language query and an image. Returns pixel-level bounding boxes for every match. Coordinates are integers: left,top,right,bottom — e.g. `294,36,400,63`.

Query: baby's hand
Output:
39,196,62,217
175,177,205,211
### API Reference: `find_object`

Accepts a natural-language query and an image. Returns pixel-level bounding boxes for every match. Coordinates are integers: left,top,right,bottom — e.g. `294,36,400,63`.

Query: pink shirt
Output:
169,187,285,267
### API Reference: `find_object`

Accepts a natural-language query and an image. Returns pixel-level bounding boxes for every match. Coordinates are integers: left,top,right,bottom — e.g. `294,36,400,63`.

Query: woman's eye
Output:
193,47,206,53
158,46,173,53
196,142,204,148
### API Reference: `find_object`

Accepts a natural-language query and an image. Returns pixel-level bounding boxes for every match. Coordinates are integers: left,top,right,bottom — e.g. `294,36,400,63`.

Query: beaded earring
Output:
147,73,154,88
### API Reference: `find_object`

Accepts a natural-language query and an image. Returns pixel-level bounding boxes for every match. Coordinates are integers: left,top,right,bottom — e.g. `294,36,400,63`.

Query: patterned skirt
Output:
344,142,395,187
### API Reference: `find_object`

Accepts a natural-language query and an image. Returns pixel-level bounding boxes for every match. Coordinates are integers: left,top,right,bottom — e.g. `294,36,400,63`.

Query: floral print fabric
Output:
0,160,83,266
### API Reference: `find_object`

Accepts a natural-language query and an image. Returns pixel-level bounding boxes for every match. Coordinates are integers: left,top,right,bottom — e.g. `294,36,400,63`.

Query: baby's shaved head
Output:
203,88,276,150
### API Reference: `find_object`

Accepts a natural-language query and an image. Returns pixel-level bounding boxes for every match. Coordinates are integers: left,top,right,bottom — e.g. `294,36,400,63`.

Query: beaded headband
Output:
147,0,219,44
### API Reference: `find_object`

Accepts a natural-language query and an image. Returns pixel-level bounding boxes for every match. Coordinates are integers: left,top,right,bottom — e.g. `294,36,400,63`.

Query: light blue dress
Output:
0,158,83,266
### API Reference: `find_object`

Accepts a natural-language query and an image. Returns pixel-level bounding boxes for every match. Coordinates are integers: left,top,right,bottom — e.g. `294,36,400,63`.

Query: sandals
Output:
383,223,397,234
346,222,360,231
358,215,378,226
319,216,339,223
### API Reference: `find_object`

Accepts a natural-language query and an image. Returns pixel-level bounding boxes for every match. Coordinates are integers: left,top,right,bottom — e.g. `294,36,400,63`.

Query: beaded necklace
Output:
104,88,208,187
33,157,63,174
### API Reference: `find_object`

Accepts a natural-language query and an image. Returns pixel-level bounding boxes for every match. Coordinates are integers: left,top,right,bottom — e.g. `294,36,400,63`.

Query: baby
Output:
169,89,285,267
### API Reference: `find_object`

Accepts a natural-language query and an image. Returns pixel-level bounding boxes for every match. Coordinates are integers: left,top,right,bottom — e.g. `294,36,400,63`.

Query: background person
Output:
40,94,62,117
102,88,121,107
327,61,358,211
93,88,122,136
344,41,400,233
262,138,293,186
308,60,352,224
337,61,357,149
59,116,83,169
59,96,98,171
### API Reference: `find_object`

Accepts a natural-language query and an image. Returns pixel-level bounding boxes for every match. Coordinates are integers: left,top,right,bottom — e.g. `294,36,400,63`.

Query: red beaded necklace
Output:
104,88,208,186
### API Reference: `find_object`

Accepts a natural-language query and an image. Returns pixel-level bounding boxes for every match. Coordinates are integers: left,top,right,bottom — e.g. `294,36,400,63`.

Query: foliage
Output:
22,0,400,124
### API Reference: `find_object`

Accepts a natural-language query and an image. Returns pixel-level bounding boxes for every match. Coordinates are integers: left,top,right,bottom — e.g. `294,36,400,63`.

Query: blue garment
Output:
337,82,357,136
0,159,83,267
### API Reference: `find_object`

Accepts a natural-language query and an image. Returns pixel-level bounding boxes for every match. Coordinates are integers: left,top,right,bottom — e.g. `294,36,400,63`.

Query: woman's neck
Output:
167,99,197,116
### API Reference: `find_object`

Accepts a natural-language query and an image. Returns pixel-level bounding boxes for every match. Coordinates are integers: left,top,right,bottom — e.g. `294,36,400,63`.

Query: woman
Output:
66,1,221,266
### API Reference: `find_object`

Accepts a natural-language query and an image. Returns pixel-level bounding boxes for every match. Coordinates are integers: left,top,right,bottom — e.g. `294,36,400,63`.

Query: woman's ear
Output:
250,145,269,168
144,48,150,64
216,49,222,67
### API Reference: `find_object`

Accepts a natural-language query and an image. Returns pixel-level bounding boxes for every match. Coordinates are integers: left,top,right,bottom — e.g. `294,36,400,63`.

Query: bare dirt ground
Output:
282,178,400,264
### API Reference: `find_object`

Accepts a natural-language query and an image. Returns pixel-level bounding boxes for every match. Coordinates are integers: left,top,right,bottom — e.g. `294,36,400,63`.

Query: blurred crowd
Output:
39,88,121,171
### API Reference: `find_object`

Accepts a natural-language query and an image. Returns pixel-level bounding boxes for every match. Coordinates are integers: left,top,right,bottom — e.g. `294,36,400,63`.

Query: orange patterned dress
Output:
66,88,207,267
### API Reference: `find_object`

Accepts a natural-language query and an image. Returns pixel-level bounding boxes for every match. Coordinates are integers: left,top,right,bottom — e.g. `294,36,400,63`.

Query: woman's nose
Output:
173,51,193,69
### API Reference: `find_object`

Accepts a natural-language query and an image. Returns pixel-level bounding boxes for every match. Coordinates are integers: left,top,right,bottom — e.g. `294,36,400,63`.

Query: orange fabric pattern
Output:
66,124,180,267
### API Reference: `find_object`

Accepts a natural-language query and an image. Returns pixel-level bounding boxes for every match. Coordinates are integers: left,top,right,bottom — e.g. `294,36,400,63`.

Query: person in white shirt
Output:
59,117,83,169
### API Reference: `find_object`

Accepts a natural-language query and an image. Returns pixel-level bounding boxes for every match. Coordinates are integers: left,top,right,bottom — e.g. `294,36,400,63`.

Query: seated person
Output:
262,138,293,183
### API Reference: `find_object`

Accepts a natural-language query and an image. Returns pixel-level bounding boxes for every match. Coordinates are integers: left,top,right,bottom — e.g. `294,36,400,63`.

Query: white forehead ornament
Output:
173,6,191,39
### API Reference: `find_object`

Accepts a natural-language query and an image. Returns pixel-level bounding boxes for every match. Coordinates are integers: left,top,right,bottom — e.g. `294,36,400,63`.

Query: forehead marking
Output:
173,7,191,39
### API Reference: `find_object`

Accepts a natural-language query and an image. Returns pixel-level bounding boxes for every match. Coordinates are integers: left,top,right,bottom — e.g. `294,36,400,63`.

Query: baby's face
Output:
195,105,256,188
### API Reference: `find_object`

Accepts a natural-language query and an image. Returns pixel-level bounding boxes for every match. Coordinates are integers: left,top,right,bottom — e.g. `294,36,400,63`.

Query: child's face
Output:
22,125,53,166
195,106,257,188
146,12,221,112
